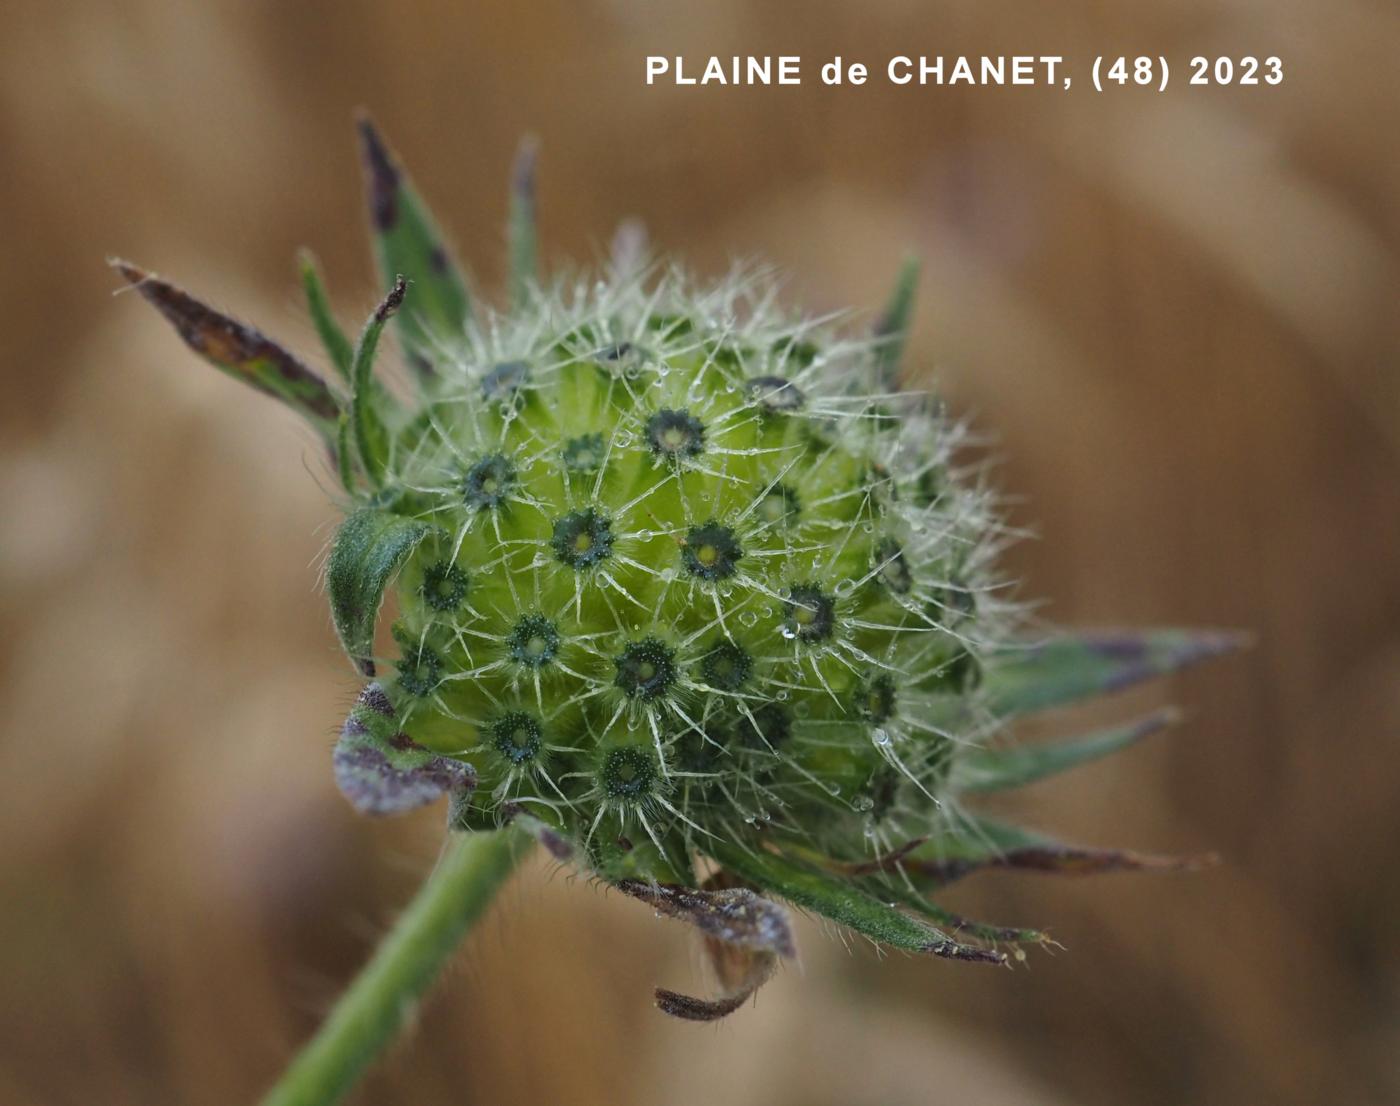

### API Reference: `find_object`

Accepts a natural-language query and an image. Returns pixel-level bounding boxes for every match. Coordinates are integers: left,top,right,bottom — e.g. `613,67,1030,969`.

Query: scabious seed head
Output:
327,258,1020,877
121,121,1237,1019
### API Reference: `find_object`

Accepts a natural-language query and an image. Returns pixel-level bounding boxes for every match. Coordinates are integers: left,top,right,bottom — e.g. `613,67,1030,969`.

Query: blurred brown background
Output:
3,2,1398,1104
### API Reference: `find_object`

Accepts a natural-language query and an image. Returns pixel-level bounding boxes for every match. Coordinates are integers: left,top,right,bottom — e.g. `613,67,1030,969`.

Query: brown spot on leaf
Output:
356,113,401,231
111,260,339,423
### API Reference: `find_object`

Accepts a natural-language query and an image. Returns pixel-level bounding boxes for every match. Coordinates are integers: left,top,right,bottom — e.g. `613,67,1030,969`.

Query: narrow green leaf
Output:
954,707,1181,793
298,250,354,381
901,815,1213,890
335,412,356,493
356,114,470,375
349,278,405,488
873,882,1048,947
507,136,539,311
326,508,433,675
111,259,341,438
872,255,920,388
784,838,1045,947
984,629,1248,720
333,683,476,815
707,840,1003,963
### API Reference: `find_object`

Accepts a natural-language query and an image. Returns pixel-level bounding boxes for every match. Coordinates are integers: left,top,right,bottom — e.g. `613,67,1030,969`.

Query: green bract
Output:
117,117,1241,1021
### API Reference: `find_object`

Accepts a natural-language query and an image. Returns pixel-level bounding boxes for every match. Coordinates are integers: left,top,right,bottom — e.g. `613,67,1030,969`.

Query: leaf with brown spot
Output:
111,259,341,438
902,816,1216,889
982,629,1249,720
355,114,471,371
507,136,539,311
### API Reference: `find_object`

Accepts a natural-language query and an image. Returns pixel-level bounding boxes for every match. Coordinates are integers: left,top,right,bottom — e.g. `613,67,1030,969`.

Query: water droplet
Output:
780,626,797,640
872,728,892,747
834,579,854,597
793,701,810,718
776,690,789,700
852,795,875,813
738,610,758,627
861,523,875,533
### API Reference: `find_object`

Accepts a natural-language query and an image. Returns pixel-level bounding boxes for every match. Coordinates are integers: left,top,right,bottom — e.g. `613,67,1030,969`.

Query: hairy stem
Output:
260,827,531,1106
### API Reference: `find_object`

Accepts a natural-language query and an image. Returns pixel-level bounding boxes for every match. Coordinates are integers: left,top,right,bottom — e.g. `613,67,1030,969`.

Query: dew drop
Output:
852,795,875,813
872,728,892,747
738,610,758,627
834,579,854,597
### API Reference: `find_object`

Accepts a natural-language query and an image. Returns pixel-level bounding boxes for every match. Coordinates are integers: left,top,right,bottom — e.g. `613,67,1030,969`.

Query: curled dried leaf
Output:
617,880,796,1021
333,684,477,816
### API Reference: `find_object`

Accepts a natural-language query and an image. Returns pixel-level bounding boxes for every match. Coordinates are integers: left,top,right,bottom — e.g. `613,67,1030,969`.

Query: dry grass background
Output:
2,2,1398,1104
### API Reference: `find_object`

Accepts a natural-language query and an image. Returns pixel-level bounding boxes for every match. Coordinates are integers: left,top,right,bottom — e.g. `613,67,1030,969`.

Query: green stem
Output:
261,828,531,1106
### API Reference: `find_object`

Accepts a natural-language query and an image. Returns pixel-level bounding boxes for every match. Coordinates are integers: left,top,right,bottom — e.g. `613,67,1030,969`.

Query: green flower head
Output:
116,116,1241,1022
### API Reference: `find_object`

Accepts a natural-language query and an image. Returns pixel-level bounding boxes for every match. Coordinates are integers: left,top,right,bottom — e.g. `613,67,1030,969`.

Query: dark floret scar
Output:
874,538,913,594
601,746,655,799
699,639,752,691
745,375,806,412
551,508,614,569
782,583,837,643
397,642,443,697
420,561,469,612
646,408,705,459
507,614,560,667
740,702,792,749
858,673,898,723
756,484,800,528
614,637,678,700
491,711,543,765
682,521,744,581
463,454,517,510
481,360,529,405
562,432,606,474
